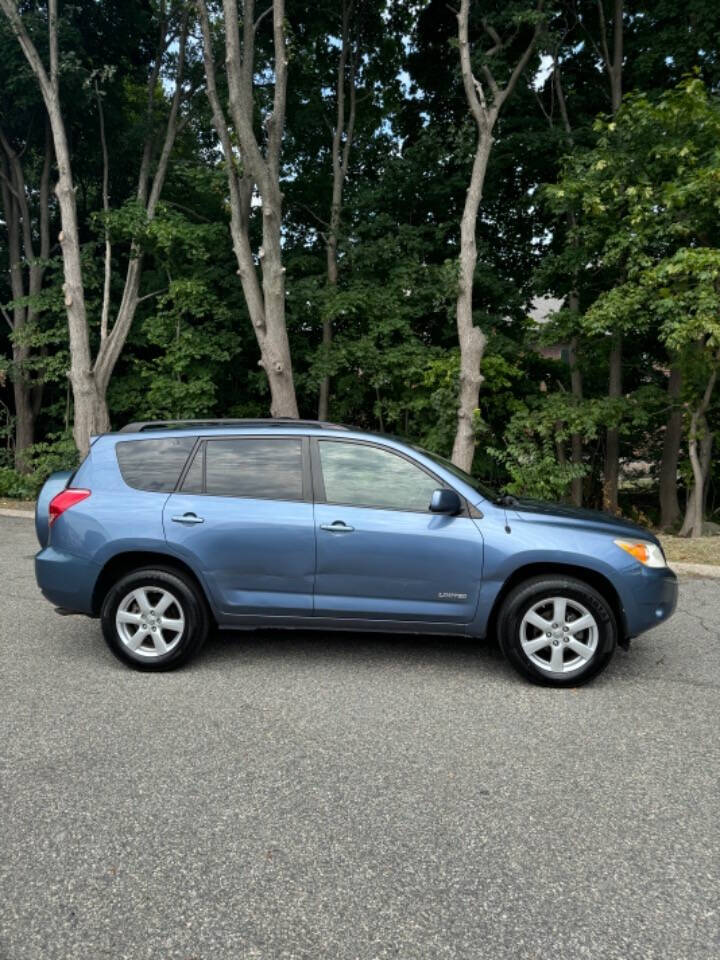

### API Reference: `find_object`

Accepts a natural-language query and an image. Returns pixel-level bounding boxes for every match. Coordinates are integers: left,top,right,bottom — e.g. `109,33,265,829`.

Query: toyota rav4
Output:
34,419,678,685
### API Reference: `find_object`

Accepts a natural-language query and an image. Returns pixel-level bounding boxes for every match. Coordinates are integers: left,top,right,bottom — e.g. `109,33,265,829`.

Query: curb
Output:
1,506,719,577
670,561,720,579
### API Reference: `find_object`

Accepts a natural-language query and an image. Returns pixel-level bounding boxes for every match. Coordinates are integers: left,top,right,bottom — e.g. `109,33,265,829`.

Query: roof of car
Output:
118,418,352,434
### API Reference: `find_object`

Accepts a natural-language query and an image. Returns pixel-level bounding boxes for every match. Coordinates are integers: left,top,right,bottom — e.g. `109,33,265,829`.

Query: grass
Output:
658,534,720,566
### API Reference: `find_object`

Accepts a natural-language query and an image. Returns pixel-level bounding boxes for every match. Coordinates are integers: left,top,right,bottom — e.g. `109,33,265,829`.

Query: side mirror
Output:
429,488,462,515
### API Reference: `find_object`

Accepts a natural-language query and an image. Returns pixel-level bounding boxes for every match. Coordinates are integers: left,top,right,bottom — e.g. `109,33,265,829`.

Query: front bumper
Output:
35,547,100,616
618,565,678,638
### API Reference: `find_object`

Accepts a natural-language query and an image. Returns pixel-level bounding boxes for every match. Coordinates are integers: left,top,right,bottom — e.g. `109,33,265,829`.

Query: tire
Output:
100,567,209,671
497,576,617,686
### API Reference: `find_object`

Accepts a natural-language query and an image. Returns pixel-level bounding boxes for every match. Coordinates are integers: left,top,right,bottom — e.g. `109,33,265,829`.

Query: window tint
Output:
181,444,204,493
204,438,303,500
116,437,195,492
318,441,439,512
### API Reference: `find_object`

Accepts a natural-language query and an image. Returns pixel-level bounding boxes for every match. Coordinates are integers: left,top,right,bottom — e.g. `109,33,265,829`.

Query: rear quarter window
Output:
116,437,196,492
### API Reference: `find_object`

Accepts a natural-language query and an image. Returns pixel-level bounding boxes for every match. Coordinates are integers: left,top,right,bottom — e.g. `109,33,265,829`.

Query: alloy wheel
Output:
519,595,599,676
115,587,185,658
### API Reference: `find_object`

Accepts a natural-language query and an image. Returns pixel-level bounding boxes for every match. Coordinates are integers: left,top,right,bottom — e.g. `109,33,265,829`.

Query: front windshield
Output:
410,444,498,503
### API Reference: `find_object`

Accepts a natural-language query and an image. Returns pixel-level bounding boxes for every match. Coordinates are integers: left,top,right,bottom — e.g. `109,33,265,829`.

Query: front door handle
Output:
320,521,355,533
172,513,205,525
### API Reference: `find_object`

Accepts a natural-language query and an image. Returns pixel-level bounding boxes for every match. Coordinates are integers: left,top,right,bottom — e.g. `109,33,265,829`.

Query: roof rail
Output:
118,418,351,433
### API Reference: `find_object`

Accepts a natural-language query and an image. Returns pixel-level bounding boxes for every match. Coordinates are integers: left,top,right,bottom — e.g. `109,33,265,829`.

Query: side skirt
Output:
217,614,477,638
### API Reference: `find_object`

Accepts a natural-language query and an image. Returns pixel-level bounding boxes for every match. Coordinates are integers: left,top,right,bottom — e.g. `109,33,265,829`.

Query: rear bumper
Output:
618,565,678,638
35,548,99,616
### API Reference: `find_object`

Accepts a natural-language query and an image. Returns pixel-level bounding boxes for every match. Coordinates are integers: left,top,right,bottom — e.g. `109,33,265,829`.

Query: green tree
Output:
550,78,720,532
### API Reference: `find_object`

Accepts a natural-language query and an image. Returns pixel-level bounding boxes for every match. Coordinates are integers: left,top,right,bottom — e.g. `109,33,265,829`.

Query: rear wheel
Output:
497,576,617,686
101,567,209,670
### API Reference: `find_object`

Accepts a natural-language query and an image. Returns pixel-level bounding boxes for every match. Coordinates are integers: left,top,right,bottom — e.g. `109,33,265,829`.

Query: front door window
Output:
318,441,439,513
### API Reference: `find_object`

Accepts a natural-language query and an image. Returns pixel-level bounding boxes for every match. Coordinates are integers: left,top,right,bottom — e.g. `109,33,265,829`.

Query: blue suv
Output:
34,419,677,685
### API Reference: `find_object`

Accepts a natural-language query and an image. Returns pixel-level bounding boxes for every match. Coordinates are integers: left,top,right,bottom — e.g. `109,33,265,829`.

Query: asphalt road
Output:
1,515,719,960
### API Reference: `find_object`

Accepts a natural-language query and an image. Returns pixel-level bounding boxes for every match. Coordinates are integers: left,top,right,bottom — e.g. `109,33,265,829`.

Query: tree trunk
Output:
260,193,299,417
1,0,97,455
679,418,712,539
318,0,355,421
451,136,492,472
1,0,186,455
318,164,341,421
658,363,682,530
603,334,622,513
13,376,34,471
568,328,583,507
597,0,624,512
0,115,52,470
551,65,583,505
680,367,717,538
93,16,188,418
451,0,542,471
0,149,33,471
55,133,98,455
317,307,333,420
200,0,298,419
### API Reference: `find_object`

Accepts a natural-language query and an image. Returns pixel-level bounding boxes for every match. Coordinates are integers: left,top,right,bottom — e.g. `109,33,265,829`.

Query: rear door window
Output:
204,438,304,501
116,437,196,492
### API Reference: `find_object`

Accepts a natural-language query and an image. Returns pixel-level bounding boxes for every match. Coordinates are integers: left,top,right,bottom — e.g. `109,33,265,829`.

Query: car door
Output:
163,435,315,619
311,438,484,624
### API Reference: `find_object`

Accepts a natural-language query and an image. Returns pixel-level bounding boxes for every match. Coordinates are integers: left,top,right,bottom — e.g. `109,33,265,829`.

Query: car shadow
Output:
198,625,509,675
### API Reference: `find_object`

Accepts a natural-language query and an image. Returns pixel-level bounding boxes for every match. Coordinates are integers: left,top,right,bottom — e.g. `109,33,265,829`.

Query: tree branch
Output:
146,13,188,219
597,0,623,111
198,0,266,330
495,2,545,112
136,288,166,304
596,0,612,75
0,302,13,331
222,0,269,193
49,0,58,92
481,18,503,55
0,0,53,103
97,7,187,385
266,0,288,178
254,3,272,32
458,0,489,128
553,58,574,142
137,0,169,205
342,51,357,175
38,120,51,262
94,79,112,343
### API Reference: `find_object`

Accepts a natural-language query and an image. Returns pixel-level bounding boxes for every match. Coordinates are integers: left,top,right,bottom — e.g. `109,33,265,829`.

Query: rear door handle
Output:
320,521,354,533
172,513,205,525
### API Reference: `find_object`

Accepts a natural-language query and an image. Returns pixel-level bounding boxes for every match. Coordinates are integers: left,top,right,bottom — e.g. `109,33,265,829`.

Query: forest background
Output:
1,0,719,538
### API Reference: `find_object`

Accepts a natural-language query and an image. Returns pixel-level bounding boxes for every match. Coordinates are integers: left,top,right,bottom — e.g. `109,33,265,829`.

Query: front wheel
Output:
497,576,617,686
100,567,209,671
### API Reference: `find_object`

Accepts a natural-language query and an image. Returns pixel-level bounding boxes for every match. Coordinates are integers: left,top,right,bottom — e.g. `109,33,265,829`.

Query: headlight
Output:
614,539,667,568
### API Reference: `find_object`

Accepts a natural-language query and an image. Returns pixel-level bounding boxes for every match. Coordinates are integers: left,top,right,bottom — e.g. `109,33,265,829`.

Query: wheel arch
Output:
92,550,214,622
486,562,627,643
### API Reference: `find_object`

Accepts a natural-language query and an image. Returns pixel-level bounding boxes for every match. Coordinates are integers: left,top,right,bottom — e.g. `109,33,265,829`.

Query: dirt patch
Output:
659,534,720,566
0,498,35,511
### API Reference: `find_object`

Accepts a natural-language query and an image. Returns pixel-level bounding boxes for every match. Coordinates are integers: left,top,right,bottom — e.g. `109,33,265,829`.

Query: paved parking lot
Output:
1,515,719,960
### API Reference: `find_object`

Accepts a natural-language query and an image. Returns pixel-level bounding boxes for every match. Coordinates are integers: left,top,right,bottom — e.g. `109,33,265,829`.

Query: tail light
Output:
48,488,91,527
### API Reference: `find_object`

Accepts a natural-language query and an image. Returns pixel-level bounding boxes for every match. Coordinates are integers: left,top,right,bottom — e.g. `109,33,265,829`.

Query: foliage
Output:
0,433,78,499
2,2,720,529
489,393,603,500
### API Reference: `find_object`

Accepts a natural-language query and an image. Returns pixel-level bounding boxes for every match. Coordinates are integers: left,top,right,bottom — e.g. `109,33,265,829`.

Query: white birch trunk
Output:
451,0,542,470
200,0,298,417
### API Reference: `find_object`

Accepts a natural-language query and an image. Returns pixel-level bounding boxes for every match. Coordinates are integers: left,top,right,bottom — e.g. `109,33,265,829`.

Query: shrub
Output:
0,433,78,500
